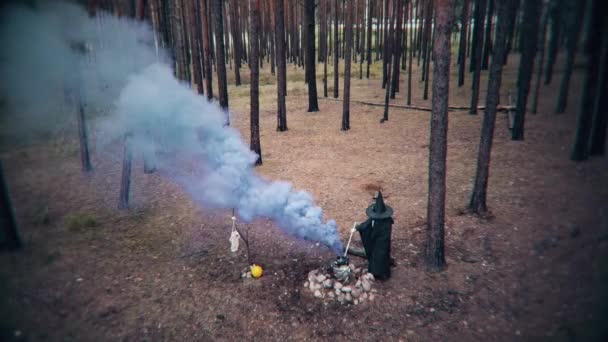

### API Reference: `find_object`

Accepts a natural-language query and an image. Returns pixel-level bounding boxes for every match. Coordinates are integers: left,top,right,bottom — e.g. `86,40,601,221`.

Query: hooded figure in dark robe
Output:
357,192,393,280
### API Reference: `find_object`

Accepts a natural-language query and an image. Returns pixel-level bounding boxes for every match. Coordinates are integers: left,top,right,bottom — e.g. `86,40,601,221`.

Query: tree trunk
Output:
0,160,22,251
200,0,214,100
305,0,320,111
342,0,354,131
212,0,229,123
422,7,433,101
366,0,374,78
76,77,93,173
555,0,586,114
250,0,263,165
457,0,470,86
531,10,549,114
469,0,487,114
589,27,608,156
425,0,454,272
481,0,494,70
333,0,340,98
171,0,187,80
229,0,242,86
382,1,395,122
390,0,404,99
543,0,561,85
511,0,541,140
275,0,288,131
118,134,132,210
381,0,391,89
468,0,514,215
571,0,602,160
407,0,413,105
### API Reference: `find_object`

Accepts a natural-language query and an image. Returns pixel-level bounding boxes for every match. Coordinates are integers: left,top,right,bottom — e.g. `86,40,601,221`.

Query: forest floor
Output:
1,54,608,341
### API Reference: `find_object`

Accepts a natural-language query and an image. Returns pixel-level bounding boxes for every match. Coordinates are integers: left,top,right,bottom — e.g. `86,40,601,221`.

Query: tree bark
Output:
118,134,132,210
425,0,454,272
305,0,320,111
275,0,288,131
366,0,374,79
457,0,470,86
481,0,494,70
390,0,404,99
333,0,340,98
511,0,541,140
543,0,562,85
469,0,487,114
571,0,602,160
531,10,549,114
555,0,586,114
0,160,22,251
200,0,214,100
212,0,229,123
407,0,413,105
468,0,514,215
229,0,242,86
589,27,608,156
342,0,354,130
250,0,263,165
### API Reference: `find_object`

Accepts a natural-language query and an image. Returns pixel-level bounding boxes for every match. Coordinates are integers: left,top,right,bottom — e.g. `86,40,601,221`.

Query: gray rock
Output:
362,280,372,292
303,281,309,288
316,274,327,283
323,279,333,289
341,286,352,293
314,290,323,298
334,282,343,290
345,293,353,303
352,288,362,298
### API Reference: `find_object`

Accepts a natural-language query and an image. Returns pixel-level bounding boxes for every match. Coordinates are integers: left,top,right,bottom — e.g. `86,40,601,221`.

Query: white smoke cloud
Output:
0,1,343,253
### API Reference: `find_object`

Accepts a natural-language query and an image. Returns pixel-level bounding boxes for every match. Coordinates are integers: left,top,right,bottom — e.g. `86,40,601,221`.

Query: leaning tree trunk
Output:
457,0,470,87
250,0,263,165
511,0,541,141
425,0,454,272
212,0,229,123
468,0,515,215
0,160,22,251
305,0,320,112
200,0,214,100
275,0,288,131
342,0,354,131
469,0,487,114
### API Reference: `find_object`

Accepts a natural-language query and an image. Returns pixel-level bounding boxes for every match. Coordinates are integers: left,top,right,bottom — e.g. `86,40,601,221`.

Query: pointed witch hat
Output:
365,191,393,219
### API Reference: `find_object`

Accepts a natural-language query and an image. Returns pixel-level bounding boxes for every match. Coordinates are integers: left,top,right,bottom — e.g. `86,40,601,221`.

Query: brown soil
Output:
1,55,608,341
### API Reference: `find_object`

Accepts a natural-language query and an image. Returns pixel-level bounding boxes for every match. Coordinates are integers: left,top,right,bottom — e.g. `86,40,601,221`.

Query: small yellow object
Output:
250,264,263,278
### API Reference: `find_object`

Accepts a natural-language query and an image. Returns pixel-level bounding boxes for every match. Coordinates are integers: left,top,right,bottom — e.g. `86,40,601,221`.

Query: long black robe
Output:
357,217,393,280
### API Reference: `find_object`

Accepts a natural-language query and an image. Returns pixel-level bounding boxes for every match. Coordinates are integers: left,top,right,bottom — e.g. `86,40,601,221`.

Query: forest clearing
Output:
1,0,607,341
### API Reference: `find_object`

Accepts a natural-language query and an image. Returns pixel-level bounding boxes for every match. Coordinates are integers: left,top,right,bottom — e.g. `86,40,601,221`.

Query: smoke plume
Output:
0,1,343,253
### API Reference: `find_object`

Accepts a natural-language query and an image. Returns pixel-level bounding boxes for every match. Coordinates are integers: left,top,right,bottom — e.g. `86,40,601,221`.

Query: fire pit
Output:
303,260,377,305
